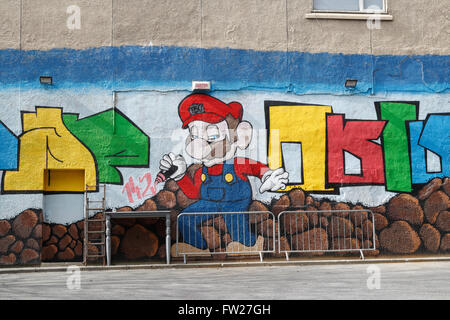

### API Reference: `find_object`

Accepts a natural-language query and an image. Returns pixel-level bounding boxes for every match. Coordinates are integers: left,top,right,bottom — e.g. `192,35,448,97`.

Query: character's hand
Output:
259,168,289,193
159,152,187,181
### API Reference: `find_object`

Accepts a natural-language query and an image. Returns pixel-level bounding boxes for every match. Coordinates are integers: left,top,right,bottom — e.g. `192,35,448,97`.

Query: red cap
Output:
178,94,243,129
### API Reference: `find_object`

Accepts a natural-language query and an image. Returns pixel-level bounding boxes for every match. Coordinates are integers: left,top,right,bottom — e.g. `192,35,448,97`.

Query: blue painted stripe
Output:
0,46,448,94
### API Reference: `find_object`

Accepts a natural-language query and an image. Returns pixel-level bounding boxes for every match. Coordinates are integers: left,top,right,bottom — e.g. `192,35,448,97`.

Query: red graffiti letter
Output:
327,115,386,184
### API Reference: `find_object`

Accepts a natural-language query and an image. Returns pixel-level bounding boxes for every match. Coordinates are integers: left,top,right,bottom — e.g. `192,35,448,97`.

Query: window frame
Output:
311,0,388,14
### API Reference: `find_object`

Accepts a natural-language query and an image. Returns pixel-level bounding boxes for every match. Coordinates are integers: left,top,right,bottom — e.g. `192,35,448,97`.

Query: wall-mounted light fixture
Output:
192,80,211,92
345,79,357,88
40,76,53,85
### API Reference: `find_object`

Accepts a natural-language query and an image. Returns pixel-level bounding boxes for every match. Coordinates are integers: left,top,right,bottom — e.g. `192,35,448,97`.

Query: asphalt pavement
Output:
0,261,449,300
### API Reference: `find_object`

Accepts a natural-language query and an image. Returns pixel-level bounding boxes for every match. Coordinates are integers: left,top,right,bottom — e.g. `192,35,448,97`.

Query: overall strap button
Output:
224,173,234,183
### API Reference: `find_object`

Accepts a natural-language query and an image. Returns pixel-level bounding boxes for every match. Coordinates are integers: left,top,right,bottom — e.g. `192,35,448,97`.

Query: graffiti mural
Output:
409,114,450,183
266,100,449,194
265,102,332,192
0,34,447,266
2,107,97,193
122,172,158,204
377,101,418,192
159,94,288,251
0,121,18,170
0,98,448,198
0,93,449,264
63,108,149,185
1,107,149,194
326,114,386,185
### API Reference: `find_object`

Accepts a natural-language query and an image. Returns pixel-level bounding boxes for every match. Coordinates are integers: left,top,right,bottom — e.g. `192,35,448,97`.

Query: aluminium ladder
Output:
83,184,106,265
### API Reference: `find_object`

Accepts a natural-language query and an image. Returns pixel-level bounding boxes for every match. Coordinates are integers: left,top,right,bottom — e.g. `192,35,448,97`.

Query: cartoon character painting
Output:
159,94,289,254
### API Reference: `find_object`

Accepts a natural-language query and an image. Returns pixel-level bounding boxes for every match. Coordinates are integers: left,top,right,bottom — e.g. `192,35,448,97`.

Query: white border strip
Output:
306,13,393,20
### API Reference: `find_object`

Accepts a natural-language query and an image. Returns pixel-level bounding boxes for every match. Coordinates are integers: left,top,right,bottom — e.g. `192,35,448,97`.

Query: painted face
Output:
185,119,252,167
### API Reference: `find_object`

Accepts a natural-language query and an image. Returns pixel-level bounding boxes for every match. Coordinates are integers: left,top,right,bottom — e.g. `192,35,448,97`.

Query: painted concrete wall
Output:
0,0,448,264
0,0,449,55
1,88,448,222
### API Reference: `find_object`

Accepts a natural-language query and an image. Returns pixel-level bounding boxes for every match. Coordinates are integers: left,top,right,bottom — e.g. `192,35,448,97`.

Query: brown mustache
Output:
207,139,232,160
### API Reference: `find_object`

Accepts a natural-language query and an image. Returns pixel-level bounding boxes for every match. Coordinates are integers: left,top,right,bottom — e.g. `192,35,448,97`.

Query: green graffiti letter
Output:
378,102,417,192
63,109,149,184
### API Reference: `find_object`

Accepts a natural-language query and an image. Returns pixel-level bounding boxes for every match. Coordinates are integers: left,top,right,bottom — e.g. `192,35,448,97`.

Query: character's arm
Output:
159,152,201,199
234,158,289,193
234,157,270,180
176,167,203,199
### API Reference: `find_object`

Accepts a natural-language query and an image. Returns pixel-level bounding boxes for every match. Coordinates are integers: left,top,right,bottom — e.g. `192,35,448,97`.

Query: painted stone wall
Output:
0,209,42,265
36,175,449,264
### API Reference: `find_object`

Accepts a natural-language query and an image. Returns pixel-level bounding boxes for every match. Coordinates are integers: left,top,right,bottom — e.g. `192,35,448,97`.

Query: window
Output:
313,0,386,13
306,0,392,20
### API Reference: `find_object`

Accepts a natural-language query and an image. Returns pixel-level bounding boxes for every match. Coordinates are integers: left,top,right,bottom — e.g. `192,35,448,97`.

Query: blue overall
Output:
179,160,257,249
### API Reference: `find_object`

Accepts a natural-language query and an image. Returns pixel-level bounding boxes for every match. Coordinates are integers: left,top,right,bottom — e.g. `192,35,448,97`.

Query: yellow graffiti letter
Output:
3,107,96,192
267,104,333,192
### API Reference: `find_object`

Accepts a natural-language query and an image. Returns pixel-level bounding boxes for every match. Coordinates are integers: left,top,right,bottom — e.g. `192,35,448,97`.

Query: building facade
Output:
0,0,449,265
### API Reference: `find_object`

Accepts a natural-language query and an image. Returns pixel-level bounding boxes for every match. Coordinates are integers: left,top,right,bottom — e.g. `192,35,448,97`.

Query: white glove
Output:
259,168,289,193
159,152,187,181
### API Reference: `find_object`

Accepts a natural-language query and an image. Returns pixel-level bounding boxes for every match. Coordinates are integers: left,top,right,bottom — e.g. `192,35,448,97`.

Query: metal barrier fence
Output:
277,209,376,260
176,211,275,263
